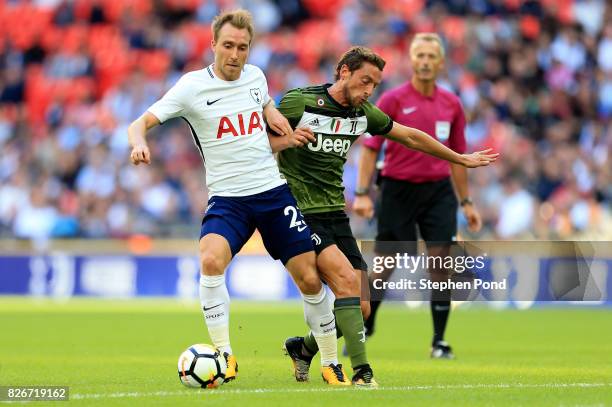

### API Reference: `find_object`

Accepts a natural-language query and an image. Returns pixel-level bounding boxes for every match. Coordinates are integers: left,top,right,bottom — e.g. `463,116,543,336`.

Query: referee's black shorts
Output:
303,211,368,271
375,176,458,254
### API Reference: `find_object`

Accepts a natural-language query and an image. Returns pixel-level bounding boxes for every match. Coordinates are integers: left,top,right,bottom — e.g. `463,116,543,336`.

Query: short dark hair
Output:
212,9,254,44
335,46,386,80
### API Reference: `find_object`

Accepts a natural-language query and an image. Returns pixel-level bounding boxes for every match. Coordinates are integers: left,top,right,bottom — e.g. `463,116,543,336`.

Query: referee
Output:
353,33,483,359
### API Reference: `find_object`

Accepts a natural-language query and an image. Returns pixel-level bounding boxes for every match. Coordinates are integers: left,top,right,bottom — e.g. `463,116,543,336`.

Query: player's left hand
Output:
461,148,499,168
264,105,293,136
462,203,482,232
287,127,316,148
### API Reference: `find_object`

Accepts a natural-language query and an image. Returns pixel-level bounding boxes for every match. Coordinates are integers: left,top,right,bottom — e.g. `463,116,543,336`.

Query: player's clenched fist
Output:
127,112,159,165
288,127,316,148
130,143,151,165
353,195,374,219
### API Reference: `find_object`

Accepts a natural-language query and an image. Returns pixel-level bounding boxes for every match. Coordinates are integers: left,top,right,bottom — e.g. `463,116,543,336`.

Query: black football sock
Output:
431,295,451,345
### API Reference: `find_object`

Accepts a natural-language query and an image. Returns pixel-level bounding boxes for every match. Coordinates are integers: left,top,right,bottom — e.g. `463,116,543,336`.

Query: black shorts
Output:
376,177,457,254
303,211,368,271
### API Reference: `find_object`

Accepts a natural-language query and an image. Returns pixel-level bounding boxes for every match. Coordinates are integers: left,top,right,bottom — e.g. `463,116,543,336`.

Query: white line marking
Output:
71,382,611,400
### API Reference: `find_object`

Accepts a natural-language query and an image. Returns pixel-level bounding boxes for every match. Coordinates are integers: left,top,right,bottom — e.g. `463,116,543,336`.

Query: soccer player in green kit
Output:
269,46,498,386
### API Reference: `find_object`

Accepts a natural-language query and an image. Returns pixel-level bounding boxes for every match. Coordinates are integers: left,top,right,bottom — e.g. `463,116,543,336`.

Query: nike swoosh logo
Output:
203,303,223,311
206,98,222,106
297,225,308,232
320,319,335,328
403,106,417,115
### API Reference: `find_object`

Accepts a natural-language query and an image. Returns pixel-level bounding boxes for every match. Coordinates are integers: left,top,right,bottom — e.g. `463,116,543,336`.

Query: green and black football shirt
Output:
277,84,393,214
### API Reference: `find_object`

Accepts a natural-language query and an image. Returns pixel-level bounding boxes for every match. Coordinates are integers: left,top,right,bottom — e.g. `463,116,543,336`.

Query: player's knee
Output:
295,271,322,295
332,268,359,298
200,252,225,275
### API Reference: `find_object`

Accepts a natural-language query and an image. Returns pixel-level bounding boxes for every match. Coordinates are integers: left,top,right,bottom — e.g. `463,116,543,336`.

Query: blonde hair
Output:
409,33,445,59
212,9,254,44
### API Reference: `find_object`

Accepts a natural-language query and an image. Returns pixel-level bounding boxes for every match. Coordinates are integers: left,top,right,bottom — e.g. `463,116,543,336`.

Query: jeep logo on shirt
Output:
307,133,352,157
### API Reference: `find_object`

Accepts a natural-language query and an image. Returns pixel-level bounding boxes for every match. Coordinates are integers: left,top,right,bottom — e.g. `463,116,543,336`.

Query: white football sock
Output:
302,287,337,366
199,274,232,355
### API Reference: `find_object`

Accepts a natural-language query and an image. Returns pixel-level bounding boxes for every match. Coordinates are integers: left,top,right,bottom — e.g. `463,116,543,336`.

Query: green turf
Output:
0,298,610,406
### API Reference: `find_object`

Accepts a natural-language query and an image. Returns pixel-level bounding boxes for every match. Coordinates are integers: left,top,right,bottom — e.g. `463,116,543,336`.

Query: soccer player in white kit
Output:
127,10,350,385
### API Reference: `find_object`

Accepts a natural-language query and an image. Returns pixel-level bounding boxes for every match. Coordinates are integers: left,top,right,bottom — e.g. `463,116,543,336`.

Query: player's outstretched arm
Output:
128,111,160,165
267,127,316,153
384,122,499,168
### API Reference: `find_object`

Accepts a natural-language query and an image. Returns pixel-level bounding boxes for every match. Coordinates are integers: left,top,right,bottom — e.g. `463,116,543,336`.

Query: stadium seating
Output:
0,0,609,240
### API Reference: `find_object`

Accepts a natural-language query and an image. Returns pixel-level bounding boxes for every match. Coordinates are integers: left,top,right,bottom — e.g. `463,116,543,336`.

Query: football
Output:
178,344,227,388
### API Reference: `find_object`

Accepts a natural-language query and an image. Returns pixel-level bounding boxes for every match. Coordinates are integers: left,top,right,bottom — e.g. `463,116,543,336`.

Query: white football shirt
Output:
148,64,286,197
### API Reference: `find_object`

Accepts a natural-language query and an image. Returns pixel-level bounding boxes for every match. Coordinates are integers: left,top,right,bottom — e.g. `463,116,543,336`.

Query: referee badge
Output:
435,121,451,142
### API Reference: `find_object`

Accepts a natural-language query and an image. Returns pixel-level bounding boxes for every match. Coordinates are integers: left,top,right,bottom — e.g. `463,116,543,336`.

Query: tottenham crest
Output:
250,88,262,104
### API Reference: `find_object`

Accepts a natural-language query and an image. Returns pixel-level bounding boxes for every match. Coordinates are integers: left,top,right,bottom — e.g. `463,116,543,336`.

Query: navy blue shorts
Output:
200,184,314,265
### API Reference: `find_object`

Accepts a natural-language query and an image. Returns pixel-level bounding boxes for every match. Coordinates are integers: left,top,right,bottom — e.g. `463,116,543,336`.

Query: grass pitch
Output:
0,298,610,406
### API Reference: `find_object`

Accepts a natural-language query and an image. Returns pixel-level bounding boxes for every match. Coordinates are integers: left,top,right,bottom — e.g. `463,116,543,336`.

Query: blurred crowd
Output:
0,0,610,241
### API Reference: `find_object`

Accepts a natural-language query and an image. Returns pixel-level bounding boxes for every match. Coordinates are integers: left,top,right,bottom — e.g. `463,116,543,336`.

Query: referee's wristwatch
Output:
355,187,370,196
460,197,474,207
